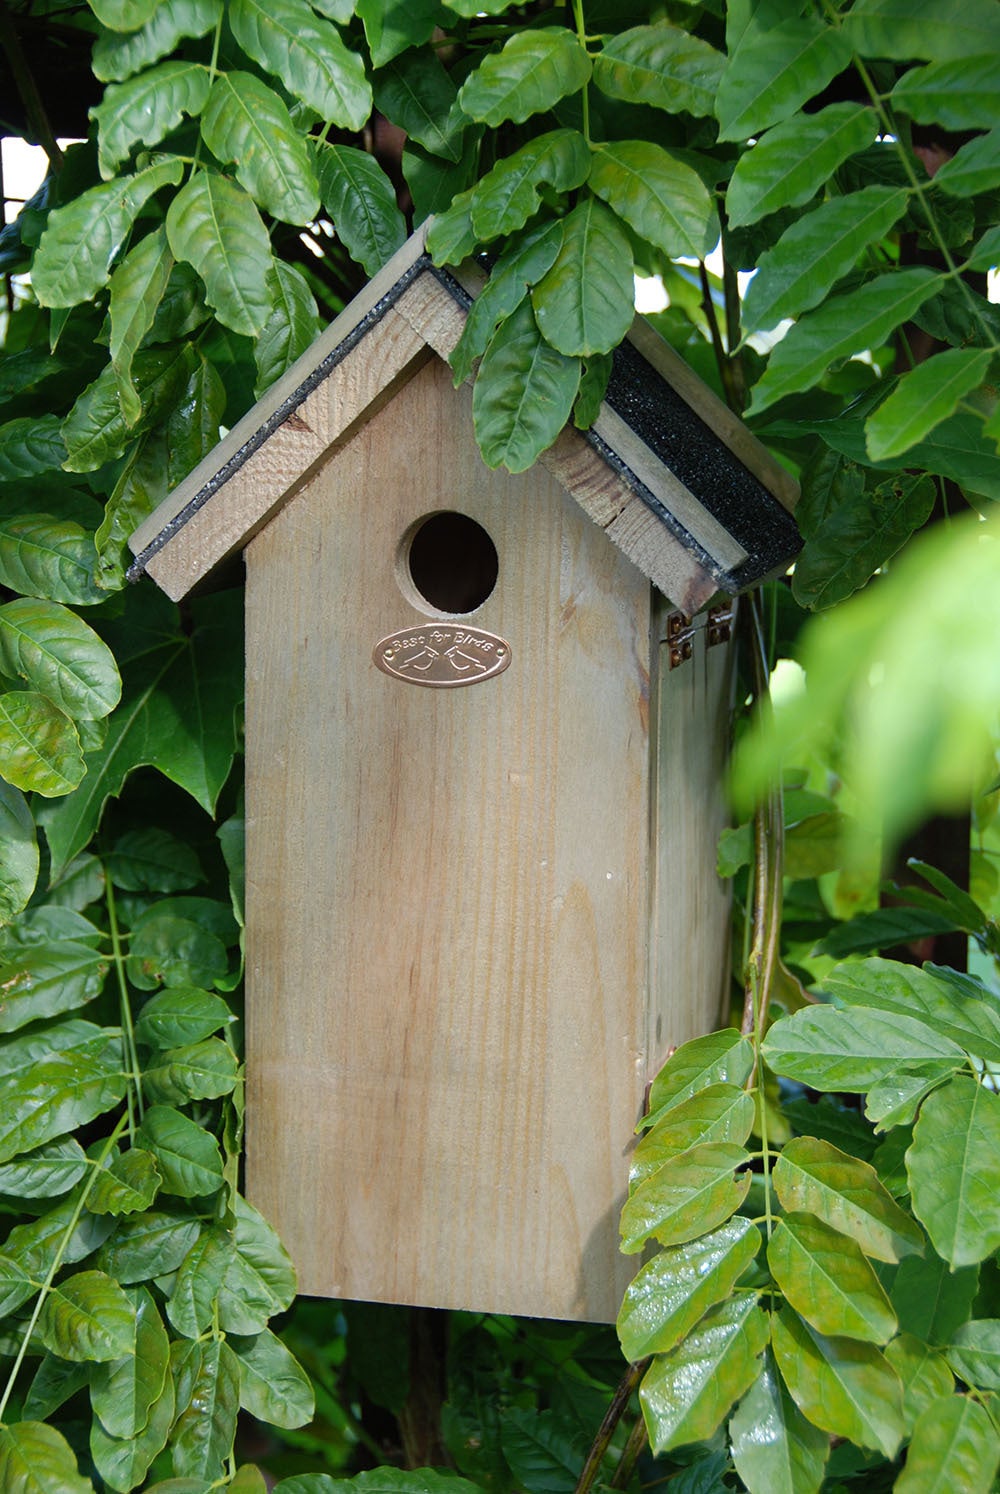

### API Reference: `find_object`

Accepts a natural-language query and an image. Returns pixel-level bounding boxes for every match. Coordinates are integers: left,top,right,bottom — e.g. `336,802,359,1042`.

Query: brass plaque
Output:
373,624,511,688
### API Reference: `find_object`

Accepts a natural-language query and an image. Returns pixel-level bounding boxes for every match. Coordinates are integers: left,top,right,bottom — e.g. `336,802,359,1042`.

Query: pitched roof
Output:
129,222,800,611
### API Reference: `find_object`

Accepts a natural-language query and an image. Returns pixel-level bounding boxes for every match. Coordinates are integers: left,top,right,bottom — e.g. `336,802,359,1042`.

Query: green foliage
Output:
2,0,1000,1488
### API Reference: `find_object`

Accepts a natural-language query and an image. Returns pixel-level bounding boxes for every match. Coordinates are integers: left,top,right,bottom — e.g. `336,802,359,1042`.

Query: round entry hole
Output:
405,511,498,615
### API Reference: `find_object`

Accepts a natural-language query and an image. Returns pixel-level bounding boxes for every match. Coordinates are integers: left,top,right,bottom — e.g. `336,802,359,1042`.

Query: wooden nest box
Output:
130,225,800,1322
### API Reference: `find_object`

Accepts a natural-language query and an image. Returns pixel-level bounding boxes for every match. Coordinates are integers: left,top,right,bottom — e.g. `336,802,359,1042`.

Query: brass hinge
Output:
666,603,734,669
666,611,695,670
707,602,734,648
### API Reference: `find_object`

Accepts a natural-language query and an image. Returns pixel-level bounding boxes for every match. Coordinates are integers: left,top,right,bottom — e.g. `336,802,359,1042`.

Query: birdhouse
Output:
129,224,800,1323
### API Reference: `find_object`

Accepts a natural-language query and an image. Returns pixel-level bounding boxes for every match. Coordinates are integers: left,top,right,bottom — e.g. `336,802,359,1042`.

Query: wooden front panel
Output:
244,357,652,1321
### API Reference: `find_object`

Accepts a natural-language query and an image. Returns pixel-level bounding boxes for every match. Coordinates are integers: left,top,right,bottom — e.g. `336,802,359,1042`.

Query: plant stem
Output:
106,872,145,1129
610,1411,648,1489
0,1114,129,1423
570,0,591,144
742,594,783,1241
573,1357,649,1494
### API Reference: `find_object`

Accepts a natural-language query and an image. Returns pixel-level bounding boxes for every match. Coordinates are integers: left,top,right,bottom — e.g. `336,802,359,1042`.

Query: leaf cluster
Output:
1,0,999,1490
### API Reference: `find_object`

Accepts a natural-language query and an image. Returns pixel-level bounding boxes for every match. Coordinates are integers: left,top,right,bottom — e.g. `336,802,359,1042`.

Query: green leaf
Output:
639,1293,768,1454
593,23,725,119
90,0,159,27
770,1307,904,1457
231,1328,315,1428
748,268,942,414
459,28,591,128
947,1320,1000,1390
531,198,634,357
772,1136,923,1263
589,141,717,261
792,472,936,610
896,1394,1000,1493
24,1354,92,1421
573,351,612,429
201,73,319,225
441,0,523,13
0,598,120,721
137,1105,225,1197
230,0,371,129
886,1334,955,1433
843,0,1000,63
172,1337,241,1480
767,1213,897,1344
37,1268,137,1362
742,186,909,332
451,221,563,386
729,1348,829,1494
935,127,1000,197
0,1252,38,1317
617,1218,760,1361
89,1147,162,1215
126,914,228,990
166,171,274,338
0,415,68,481
907,1077,1000,1268
727,105,878,229
891,1250,980,1345
356,0,448,67
0,938,107,1033
39,589,243,877
471,299,580,473
645,1030,754,1125
716,19,852,142
255,262,321,399
866,349,994,461
0,1422,92,1494
762,1004,965,1093
824,958,1000,1065
134,988,235,1049
63,342,199,472
620,1142,751,1254
315,144,406,278
94,0,223,82
631,1085,756,1184
817,906,958,958
0,782,38,925
499,1406,584,1494
92,1363,175,1493
0,510,104,606
144,1038,238,1103
96,1210,202,1284
107,827,202,892
467,129,591,243
216,1195,297,1334
0,1039,125,1165
109,226,176,425
0,1136,86,1198
93,62,211,176
91,1285,170,1439
892,57,1000,131
167,1226,235,1337
32,157,185,308
373,50,463,163
0,691,83,796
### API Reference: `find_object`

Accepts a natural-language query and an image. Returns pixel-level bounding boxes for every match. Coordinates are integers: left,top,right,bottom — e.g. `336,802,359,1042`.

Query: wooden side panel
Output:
647,612,734,1074
244,356,653,1321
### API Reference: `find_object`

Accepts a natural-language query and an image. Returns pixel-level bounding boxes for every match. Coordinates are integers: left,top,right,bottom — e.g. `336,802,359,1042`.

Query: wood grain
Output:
244,357,672,1320
648,602,735,1068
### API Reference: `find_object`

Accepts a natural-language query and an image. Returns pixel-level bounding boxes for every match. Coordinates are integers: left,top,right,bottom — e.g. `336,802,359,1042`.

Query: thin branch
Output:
0,2,63,170
574,1358,650,1494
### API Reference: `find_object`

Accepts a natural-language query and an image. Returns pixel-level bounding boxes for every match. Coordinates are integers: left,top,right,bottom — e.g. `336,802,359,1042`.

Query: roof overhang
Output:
129,222,800,612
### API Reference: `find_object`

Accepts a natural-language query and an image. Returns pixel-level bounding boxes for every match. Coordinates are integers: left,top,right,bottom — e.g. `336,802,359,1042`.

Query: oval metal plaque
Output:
373,624,511,688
